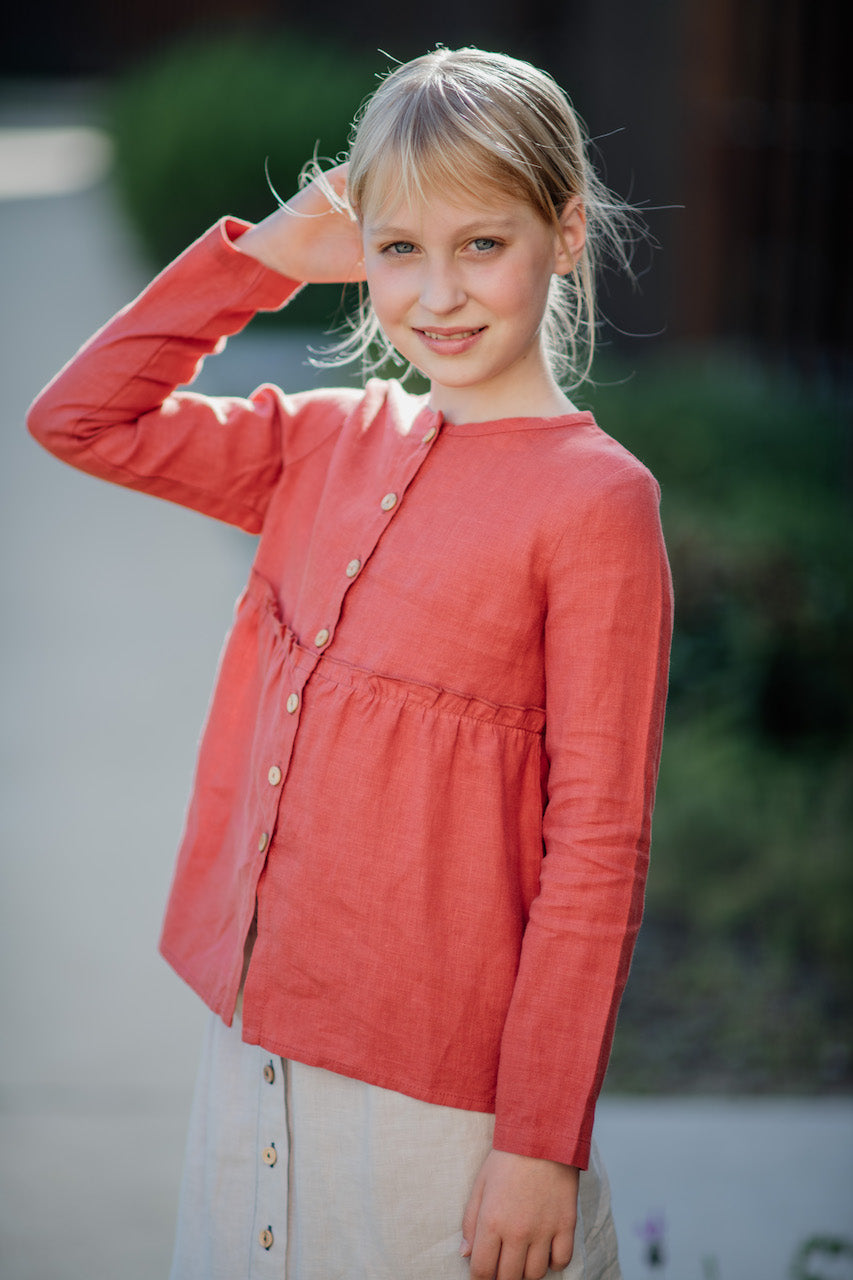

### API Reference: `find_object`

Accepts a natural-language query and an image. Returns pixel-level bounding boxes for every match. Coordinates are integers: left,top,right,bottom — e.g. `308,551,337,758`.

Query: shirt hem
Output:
244,1022,498,1116
160,938,498,1115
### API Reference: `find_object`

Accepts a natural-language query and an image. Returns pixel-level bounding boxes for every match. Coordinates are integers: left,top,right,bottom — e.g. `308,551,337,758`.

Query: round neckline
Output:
440,409,595,436
384,382,596,439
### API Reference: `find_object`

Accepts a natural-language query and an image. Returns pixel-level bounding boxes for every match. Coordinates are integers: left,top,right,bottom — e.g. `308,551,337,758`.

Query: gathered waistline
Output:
245,567,545,734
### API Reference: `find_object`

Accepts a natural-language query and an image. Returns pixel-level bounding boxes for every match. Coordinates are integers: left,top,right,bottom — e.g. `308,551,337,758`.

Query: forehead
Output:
357,140,534,223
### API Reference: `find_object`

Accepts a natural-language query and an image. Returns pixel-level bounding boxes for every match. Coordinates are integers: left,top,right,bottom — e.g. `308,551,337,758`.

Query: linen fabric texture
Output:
28,218,673,1170
170,1010,621,1280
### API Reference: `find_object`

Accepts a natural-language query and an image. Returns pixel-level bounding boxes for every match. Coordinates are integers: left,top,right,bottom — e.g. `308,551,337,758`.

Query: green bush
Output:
605,719,853,1093
589,358,853,1092
109,29,378,327
584,358,853,745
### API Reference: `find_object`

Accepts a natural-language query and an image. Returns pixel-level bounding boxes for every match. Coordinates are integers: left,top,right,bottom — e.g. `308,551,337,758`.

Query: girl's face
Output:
361,184,583,423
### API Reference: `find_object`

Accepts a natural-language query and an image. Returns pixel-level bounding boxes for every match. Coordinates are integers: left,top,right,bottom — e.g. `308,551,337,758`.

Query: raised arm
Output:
27,167,365,532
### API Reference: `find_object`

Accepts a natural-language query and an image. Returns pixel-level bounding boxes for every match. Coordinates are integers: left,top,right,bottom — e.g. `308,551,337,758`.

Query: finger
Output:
288,165,351,220
461,1167,486,1258
522,1239,551,1280
468,1227,502,1280
323,161,349,194
495,1239,528,1280
548,1228,575,1273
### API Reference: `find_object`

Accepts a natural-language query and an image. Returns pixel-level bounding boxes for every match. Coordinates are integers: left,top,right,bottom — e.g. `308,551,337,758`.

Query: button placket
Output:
289,410,441,688
240,421,445,969
268,425,439,810
250,1048,287,1275
253,654,312,872
290,424,440,693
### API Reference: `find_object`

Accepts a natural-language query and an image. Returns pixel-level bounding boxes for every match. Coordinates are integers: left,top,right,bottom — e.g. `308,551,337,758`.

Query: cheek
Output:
365,268,409,325
496,272,550,330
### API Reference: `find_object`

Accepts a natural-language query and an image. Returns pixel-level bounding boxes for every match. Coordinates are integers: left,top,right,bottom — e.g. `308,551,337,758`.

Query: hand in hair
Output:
461,1150,579,1280
235,163,367,284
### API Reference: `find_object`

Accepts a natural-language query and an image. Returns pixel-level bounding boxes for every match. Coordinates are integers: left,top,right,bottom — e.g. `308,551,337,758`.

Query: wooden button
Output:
422,425,437,443
286,692,299,714
259,1227,274,1250
262,1062,275,1084
267,765,282,786
258,832,269,853
314,628,330,647
345,558,361,578
380,492,397,511
262,1145,277,1166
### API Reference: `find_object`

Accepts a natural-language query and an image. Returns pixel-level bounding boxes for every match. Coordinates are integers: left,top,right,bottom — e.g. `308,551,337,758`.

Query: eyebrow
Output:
367,216,521,239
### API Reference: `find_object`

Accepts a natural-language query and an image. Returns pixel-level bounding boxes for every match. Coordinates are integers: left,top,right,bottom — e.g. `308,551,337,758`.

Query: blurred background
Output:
1,2,850,1278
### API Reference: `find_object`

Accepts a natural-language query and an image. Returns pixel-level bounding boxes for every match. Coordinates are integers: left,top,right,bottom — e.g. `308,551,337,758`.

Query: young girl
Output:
28,47,672,1280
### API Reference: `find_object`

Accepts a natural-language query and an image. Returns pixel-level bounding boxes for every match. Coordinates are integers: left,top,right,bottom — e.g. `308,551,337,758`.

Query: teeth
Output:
423,329,479,340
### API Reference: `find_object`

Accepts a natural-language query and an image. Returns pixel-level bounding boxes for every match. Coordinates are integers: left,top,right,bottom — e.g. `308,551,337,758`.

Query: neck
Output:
428,364,576,424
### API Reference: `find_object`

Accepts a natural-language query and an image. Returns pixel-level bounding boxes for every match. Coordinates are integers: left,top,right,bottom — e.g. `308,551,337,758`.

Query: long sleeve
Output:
28,211,673,1164
27,219,304,533
493,460,672,1168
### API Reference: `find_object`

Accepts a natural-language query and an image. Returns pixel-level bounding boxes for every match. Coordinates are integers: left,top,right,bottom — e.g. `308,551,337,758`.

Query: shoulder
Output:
558,415,659,499
506,413,661,525
538,418,666,567
266,377,422,425
318,377,432,438
257,377,427,463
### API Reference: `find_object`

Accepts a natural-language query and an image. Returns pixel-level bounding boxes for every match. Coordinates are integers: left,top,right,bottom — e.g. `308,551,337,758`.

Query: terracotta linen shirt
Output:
28,218,673,1169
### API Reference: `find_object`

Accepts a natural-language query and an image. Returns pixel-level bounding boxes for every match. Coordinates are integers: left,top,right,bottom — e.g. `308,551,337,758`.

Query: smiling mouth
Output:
417,327,486,341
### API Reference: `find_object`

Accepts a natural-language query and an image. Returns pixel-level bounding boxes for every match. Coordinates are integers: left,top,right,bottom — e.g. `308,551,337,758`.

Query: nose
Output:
418,259,466,315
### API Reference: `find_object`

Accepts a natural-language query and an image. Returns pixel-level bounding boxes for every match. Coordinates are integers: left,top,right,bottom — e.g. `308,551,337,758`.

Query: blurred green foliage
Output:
587,360,853,1091
588,361,852,747
109,30,377,327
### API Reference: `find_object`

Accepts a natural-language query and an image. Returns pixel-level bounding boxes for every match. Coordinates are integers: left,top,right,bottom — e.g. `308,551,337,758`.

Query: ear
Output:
554,197,586,275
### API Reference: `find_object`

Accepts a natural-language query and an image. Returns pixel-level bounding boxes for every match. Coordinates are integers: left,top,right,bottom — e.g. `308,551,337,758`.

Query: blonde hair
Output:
305,47,641,387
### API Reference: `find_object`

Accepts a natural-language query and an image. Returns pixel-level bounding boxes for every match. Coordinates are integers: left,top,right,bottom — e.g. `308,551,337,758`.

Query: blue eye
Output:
472,238,497,251
388,242,415,255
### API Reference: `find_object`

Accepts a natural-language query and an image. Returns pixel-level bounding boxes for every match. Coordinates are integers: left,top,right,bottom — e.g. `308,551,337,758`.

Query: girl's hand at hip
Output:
461,1150,579,1280
235,163,366,284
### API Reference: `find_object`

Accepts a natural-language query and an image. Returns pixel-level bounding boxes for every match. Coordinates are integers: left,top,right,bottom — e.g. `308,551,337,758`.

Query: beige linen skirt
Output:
169,1011,621,1280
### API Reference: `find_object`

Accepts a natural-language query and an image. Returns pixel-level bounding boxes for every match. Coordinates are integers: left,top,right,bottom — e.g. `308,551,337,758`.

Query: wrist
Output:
231,209,298,276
